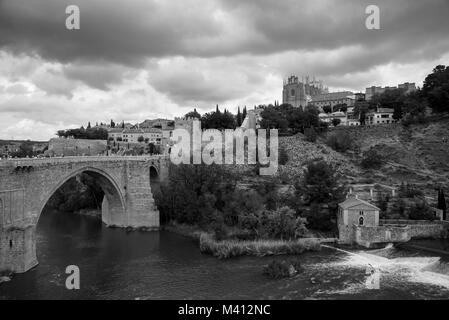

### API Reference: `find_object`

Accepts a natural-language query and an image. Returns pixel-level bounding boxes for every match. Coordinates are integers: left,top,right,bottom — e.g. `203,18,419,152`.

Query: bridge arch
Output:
38,166,126,227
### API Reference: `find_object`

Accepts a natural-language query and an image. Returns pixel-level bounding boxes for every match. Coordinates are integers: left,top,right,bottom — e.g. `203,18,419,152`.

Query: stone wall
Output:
355,225,410,247
48,138,107,156
0,226,37,273
380,219,444,239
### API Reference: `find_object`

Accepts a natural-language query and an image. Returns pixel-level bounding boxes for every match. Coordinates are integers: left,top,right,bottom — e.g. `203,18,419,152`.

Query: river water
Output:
2,210,449,300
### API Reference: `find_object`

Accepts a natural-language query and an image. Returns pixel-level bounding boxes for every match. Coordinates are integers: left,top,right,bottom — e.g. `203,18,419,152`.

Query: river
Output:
1,210,449,300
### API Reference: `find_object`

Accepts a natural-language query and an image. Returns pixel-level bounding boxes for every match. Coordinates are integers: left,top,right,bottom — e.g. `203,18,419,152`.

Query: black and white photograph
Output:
1,0,449,305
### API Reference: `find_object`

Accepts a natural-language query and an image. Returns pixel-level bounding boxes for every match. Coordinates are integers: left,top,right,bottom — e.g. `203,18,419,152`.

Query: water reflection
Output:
1,210,449,300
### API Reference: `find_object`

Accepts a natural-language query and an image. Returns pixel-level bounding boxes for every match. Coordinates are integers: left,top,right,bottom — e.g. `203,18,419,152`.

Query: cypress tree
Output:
438,188,447,220
236,106,242,126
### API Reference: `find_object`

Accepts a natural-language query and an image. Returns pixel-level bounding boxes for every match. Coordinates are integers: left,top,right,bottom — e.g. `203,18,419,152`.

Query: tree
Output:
294,161,345,231
409,200,436,221
393,104,403,121
438,188,447,220
331,118,341,127
137,136,144,143
353,101,370,126
260,106,289,132
326,131,353,152
322,105,332,114
422,65,449,113
339,105,348,113
298,161,345,205
361,149,383,169
185,108,201,119
87,122,91,129
12,141,34,158
236,106,242,126
242,106,247,122
110,119,115,128
57,127,108,140
201,109,236,129
304,127,317,142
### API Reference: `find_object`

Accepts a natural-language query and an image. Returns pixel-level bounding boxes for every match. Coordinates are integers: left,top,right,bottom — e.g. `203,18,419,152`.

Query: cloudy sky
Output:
0,0,448,140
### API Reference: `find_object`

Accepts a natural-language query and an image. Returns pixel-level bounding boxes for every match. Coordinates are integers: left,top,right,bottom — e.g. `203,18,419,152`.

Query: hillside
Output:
278,117,449,196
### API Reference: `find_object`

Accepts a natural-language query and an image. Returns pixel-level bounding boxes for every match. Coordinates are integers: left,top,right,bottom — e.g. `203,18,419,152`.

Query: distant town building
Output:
241,108,263,130
119,128,163,145
174,116,201,134
366,107,395,125
139,118,174,130
310,91,355,110
282,75,328,109
365,82,417,100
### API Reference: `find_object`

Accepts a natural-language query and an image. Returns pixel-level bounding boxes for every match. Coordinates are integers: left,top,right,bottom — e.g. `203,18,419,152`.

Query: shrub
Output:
361,149,383,169
408,201,436,221
259,207,308,240
326,131,353,152
304,127,317,142
263,259,302,279
279,146,289,165
332,118,341,127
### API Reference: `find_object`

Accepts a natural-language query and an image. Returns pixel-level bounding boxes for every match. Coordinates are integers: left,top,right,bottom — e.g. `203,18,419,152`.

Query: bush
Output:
361,149,383,169
263,259,302,279
259,207,308,240
398,183,424,198
304,127,317,142
279,146,289,165
326,131,353,152
302,203,336,231
408,201,436,221
332,118,341,127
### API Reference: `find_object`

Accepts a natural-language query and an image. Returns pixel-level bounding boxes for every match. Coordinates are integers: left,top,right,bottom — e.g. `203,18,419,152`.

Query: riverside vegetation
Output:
153,161,345,258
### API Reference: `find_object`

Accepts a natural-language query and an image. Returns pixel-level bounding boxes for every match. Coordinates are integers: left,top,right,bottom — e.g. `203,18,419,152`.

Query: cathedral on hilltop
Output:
282,75,328,109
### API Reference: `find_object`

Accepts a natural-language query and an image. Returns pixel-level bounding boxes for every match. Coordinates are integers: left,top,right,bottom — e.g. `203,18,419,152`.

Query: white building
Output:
366,107,395,125
109,128,163,145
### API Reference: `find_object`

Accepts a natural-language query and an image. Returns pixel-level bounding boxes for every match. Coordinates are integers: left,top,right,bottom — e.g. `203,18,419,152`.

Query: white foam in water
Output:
322,244,449,289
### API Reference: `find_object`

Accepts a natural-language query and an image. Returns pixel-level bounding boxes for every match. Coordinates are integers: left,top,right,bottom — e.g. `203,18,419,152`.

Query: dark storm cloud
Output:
62,63,136,90
1,0,449,131
1,0,448,67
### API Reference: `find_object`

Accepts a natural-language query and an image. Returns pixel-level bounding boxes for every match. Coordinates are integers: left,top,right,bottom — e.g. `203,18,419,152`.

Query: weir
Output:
321,243,449,289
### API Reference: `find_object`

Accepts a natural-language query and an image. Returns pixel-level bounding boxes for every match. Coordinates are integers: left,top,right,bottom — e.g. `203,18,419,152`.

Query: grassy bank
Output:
164,222,321,258
199,233,321,259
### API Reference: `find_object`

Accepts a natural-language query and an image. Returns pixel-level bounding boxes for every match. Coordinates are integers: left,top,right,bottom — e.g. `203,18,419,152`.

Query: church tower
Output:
282,75,307,109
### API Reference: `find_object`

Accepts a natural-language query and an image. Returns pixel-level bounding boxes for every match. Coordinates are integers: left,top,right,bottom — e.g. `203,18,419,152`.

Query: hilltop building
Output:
310,91,355,111
366,107,395,125
174,116,201,134
282,75,328,109
365,82,417,100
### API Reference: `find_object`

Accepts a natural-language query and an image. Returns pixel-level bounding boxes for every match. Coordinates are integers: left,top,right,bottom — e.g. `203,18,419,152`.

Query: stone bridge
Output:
0,155,168,274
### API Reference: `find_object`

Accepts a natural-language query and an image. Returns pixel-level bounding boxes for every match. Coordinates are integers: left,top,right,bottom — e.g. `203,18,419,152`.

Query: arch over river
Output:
0,156,168,273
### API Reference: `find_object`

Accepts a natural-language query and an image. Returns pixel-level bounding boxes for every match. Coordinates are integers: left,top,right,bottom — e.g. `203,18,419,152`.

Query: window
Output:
359,217,364,226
